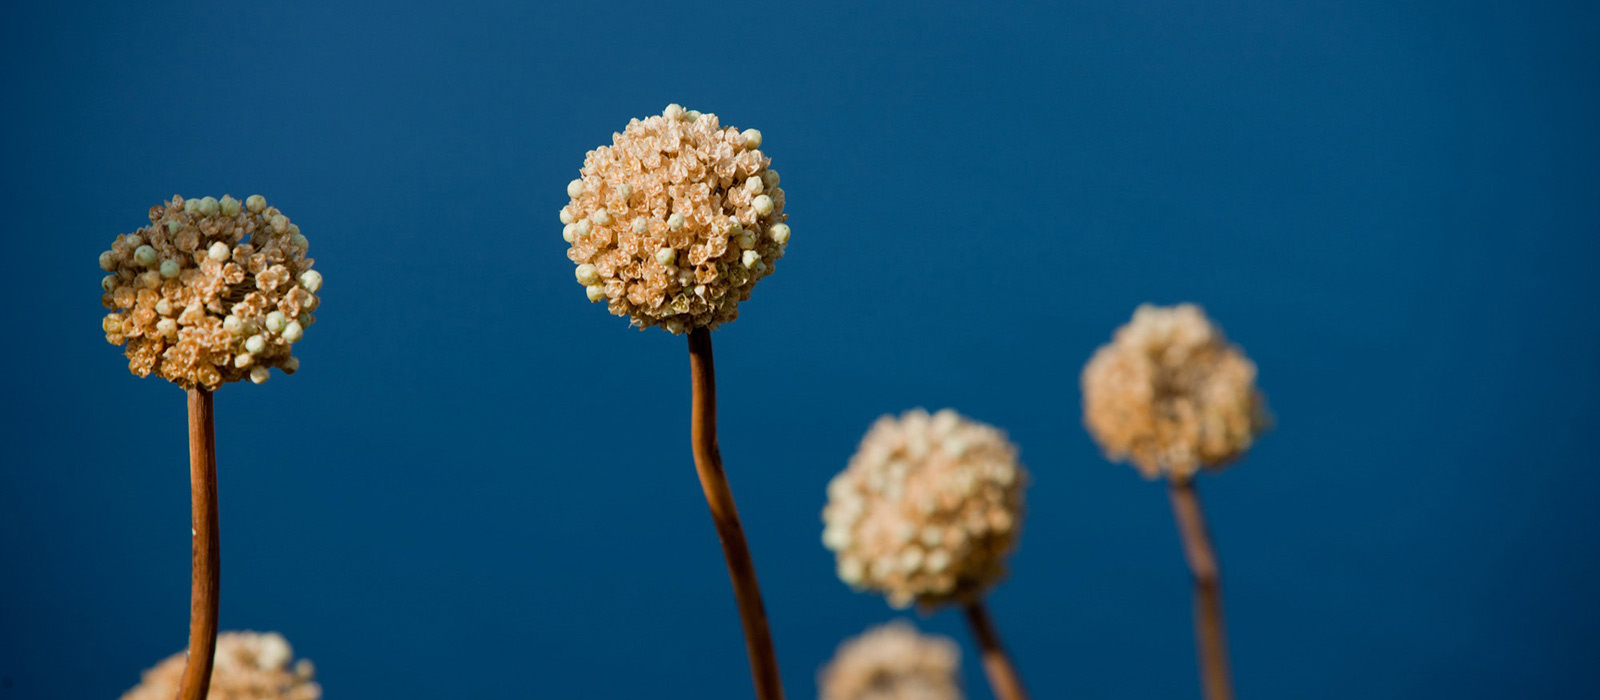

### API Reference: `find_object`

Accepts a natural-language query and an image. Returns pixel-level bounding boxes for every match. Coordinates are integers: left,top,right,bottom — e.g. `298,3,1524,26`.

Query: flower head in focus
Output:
99,195,321,390
818,620,963,700
561,104,790,333
822,409,1028,610
120,631,321,700
1081,303,1269,481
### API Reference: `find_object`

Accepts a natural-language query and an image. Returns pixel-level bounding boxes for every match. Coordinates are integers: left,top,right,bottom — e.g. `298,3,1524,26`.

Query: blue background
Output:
2,1,1597,698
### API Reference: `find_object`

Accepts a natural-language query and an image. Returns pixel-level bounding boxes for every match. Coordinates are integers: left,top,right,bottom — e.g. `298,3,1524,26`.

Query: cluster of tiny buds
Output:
823,409,1028,610
120,631,320,700
561,104,790,333
818,620,964,700
99,195,320,390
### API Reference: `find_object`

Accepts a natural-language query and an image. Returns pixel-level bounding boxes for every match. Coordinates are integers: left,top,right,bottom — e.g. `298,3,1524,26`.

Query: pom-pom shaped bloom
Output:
99,195,319,390
819,620,964,700
120,631,321,700
1081,303,1268,480
823,409,1027,609
562,104,789,333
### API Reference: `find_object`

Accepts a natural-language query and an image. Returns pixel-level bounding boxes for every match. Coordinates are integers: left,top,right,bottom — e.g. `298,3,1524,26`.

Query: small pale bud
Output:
164,220,181,235
591,208,611,226
752,194,774,216
745,177,764,195
133,245,158,268
631,217,648,235
559,206,575,224
656,248,677,266
127,234,143,247
741,129,762,149
198,197,219,216
282,356,300,374
585,284,606,303
737,232,756,250
183,199,201,214
223,315,243,334
562,224,576,243
292,233,309,250
245,334,266,354
574,219,592,237
762,170,780,189
234,353,253,368
245,195,266,213
282,320,304,343
208,241,231,262
98,251,115,271
249,367,270,384
742,250,762,268
155,299,172,316
769,223,791,245
219,195,241,217
575,264,599,286
663,319,686,335
663,103,685,120
685,109,701,122
566,179,586,198
102,313,121,333
265,311,287,334
101,275,118,292
299,270,323,293
270,214,289,233
156,318,177,339
159,259,181,279
667,213,685,232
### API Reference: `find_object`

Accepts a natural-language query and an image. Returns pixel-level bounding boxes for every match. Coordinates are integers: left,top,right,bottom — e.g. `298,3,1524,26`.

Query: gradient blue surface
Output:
2,1,1597,698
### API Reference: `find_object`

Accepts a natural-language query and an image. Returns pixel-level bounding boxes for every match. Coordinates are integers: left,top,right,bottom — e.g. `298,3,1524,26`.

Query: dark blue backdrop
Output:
2,1,1596,698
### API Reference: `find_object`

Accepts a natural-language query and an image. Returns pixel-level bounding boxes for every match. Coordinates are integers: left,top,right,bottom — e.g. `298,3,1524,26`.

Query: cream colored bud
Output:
762,170,780,189
219,195,241,216
265,311,287,334
299,270,323,293
559,206,575,224
631,217,649,235
591,208,611,226
101,275,118,292
98,251,115,271
745,177,764,195
245,194,266,213
574,219,592,237
616,184,632,200
159,259,181,279
245,334,266,354
656,248,677,266
208,241,230,262
741,129,763,149
183,198,201,214
575,264,599,286
102,313,121,333
270,214,289,233
127,234,143,247
664,103,685,120
737,232,756,250
198,197,219,216
667,213,685,232
562,224,576,243
742,250,762,268
223,315,243,334
234,353,254,368
292,233,309,250
156,318,177,339
769,222,791,245
133,245,158,268
752,194,775,216
663,319,686,335
567,179,586,198
164,220,181,235
282,356,300,374
585,284,606,303
249,367,270,384
283,320,304,343
685,109,702,121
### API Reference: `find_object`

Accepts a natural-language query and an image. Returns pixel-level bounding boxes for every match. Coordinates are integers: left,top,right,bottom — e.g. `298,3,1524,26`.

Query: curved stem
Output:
1168,478,1233,700
687,328,784,700
178,388,220,700
962,599,1030,700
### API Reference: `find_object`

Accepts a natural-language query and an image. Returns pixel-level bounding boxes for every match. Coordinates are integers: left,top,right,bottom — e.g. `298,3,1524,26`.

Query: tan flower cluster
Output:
823,409,1028,610
562,104,790,333
121,631,321,700
819,620,964,700
1081,303,1268,481
99,195,321,390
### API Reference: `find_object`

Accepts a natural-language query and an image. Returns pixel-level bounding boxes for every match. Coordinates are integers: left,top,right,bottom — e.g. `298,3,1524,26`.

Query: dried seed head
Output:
1081,303,1269,480
119,631,321,700
819,620,963,700
823,409,1028,610
97,195,320,390
562,104,790,332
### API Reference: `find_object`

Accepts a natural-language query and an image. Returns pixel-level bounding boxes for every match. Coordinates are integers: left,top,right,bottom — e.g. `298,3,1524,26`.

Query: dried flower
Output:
561,104,790,333
120,631,321,700
1081,303,1268,480
819,620,963,700
823,409,1028,610
98,195,319,391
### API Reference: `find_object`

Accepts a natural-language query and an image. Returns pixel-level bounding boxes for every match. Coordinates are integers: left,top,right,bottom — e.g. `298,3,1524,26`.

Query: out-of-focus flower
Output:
561,104,789,333
1081,303,1269,480
819,620,963,700
99,195,319,390
823,409,1027,609
120,631,321,700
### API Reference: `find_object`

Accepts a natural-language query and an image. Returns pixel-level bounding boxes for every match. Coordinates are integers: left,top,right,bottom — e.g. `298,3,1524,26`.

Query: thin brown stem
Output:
178,388,220,700
1168,478,1233,700
687,328,784,700
962,599,1030,700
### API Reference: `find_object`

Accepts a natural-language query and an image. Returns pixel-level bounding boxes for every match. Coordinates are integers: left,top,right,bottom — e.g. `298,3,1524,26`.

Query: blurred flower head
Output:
1081,303,1268,480
823,409,1027,609
561,104,790,334
99,195,320,390
818,620,963,700
121,631,320,700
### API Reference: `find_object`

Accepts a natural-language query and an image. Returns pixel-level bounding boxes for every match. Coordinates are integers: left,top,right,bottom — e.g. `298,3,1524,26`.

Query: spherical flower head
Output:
819,620,964,700
822,409,1028,610
1081,303,1269,481
120,631,321,700
562,104,790,333
98,195,320,391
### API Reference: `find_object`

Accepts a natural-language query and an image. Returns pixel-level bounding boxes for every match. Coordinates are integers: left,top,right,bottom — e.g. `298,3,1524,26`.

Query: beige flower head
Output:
819,620,964,700
99,195,320,391
1081,303,1269,481
562,104,790,333
120,631,321,700
823,409,1027,610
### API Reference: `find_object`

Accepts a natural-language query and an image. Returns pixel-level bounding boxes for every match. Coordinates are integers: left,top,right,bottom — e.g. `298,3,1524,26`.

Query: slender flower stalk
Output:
1081,303,1267,700
180,389,220,700
689,329,783,699
822,409,1031,700
560,106,793,697
99,195,321,700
